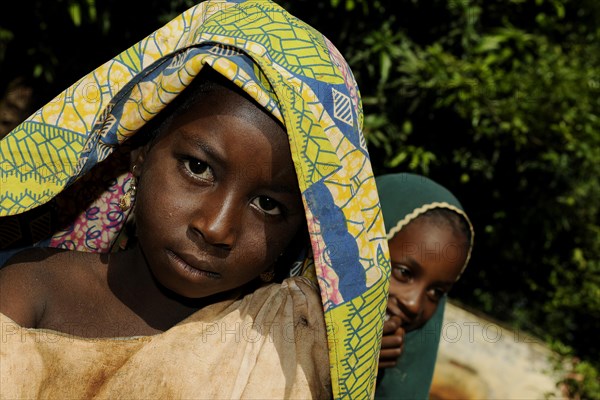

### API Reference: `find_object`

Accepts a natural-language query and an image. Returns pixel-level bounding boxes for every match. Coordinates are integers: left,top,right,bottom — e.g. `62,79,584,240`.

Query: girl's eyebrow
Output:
268,184,300,195
391,256,423,271
179,130,225,165
407,256,424,273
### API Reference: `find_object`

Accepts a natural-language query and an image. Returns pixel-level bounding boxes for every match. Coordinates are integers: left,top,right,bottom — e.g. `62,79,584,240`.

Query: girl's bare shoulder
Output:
0,248,106,328
1,247,103,279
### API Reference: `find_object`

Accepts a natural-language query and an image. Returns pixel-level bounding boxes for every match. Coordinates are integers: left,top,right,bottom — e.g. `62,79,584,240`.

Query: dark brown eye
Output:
188,160,208,174
183,158,213,180
252,196,281,215
429,288,446,301
392,265,411,282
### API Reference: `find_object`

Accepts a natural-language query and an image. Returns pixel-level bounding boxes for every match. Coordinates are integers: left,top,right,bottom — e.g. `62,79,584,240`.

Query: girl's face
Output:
386,216,467,332
133,81,305,298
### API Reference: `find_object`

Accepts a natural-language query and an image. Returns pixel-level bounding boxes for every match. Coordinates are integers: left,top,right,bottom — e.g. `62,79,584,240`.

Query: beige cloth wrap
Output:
0,277,330,399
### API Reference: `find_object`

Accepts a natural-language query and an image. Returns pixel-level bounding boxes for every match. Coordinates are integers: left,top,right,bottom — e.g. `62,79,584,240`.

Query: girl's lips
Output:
386,308,413,329
166,250,221,279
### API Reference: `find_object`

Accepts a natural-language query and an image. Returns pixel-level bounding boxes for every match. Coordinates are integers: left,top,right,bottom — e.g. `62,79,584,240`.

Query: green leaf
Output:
69,3,82,27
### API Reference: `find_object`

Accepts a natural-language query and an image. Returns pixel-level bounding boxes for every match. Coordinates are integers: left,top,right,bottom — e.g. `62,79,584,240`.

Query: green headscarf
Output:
374,172,474,399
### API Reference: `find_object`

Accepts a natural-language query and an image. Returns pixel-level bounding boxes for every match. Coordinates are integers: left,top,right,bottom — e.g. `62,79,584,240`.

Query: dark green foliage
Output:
1,0,599,397
0,0,197,109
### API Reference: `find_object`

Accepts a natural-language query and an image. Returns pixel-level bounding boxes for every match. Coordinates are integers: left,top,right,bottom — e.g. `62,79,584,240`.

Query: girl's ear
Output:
130,146,148,176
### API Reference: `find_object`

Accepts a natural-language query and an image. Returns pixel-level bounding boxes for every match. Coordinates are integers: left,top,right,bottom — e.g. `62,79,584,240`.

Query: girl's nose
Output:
190,193,238,249
399,288,424,320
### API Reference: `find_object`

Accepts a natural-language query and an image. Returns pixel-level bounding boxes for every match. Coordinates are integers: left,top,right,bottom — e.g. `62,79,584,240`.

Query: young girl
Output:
0,1,389,398
374,172,474,399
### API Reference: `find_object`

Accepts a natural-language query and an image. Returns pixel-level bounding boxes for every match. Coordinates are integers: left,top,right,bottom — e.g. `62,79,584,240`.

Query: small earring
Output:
260,270,275,283
119,167,137,211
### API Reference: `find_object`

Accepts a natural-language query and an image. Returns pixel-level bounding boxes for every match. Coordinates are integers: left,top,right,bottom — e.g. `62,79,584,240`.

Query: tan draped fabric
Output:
0,277,330,399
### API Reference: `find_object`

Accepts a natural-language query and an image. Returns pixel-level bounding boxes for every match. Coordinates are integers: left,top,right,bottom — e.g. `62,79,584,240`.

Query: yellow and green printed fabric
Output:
0,1,390,398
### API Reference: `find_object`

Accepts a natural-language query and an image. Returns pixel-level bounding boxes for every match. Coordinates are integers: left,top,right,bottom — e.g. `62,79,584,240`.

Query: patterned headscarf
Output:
374,172,474,399
0,1,389,398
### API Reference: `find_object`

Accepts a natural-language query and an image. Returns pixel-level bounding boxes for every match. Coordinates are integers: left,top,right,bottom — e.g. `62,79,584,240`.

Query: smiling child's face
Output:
132,78,305,299
386,215,467,332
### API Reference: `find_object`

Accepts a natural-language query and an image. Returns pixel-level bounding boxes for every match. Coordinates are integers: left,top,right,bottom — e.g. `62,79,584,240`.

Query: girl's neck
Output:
106,247,207,332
